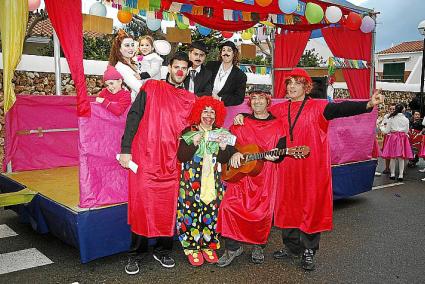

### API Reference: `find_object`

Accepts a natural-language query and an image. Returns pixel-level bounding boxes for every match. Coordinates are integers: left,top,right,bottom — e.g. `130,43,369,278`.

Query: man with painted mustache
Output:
184,41,213,97
206,41,247,106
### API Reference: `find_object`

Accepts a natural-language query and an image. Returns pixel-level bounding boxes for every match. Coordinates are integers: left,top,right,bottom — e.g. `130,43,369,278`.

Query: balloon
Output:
241,30,253,40
325,6,342,24
221,31,233,39
256,0,273,7
89,2,107,17
278,0,298,14
197,24,211,36
346,12,362,30
28,0,41,12
305,2,324,24
117,10,133,24
146,18,161,31
360,16,375,33
153,40,172,56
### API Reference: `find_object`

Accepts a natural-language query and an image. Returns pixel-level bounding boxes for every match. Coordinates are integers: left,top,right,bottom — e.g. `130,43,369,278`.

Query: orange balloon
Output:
255,0,273,7
117,10,133,24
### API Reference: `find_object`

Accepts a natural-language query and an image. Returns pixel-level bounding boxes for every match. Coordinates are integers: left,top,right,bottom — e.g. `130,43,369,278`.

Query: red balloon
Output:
221,31,233,39
345,12,362,31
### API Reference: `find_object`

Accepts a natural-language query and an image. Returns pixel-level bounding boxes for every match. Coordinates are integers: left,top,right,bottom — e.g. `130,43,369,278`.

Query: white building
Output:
375,40,424,83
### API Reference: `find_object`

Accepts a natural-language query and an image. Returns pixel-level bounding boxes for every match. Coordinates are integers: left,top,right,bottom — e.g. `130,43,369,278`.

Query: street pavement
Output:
1,165,424,284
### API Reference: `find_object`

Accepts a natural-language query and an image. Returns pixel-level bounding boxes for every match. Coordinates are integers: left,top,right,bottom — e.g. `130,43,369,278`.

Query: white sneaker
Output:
374,172,382,176
422,178,425,182
419,168,425,173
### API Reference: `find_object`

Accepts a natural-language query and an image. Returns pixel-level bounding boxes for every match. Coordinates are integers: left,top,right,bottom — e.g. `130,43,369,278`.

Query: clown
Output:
176,96,233,266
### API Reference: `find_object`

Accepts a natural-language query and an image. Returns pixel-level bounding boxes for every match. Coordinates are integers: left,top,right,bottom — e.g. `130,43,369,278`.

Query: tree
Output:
298,48,324,67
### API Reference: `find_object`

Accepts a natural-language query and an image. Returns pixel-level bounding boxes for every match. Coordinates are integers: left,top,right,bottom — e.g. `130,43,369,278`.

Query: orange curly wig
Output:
188,96,226,127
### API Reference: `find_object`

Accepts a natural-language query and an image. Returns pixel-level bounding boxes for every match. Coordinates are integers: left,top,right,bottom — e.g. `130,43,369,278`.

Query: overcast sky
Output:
348,0,425,51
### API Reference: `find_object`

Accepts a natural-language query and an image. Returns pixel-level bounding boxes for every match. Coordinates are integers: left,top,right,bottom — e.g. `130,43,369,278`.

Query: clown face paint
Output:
120,38,136,59
200,106,216,129
220,46,234,64
168,59,189,85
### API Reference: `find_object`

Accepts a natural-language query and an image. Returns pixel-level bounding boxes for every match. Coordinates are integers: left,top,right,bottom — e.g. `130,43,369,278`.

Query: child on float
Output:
96,65,131,116
134,35,163,82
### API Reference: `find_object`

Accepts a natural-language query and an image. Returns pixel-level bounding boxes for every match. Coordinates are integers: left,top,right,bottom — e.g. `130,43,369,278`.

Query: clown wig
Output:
188,96,226,127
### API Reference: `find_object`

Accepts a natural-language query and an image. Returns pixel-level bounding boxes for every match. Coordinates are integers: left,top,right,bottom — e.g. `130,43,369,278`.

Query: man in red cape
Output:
119,52,196,275
217,86,286,267
269,68,383,271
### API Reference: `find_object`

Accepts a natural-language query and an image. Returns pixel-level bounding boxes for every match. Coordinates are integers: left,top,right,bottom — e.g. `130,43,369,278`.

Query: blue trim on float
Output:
0,174,131,263
332,160,377,200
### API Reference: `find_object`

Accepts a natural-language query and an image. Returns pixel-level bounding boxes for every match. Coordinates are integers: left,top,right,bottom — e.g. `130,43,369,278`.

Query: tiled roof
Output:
26,16,105,38
378,40,424,54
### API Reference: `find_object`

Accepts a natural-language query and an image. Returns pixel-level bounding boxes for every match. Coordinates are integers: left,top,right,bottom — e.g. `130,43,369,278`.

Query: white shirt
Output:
381,113,410,134
188,65,201,93
115,61,142,102
135,52,163,80
213,63,233,95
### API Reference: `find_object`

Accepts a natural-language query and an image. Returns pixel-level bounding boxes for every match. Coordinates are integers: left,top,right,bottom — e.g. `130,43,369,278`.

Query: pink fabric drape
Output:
44,0,90,117
322,26,372,99
273,30,311,98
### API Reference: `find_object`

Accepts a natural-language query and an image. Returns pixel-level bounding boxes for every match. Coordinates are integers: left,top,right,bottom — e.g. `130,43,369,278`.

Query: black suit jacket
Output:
183,65,213,97
206,61,247,106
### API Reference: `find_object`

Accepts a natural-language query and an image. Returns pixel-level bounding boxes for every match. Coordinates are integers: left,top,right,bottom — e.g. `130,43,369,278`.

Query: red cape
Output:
128,80,195,237
271,99,333,234
217,116,284,244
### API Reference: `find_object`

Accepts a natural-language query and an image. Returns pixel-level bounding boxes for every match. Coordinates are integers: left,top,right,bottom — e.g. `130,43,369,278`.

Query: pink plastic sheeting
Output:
78,103,129,208
4,95,81,172
224,99,377,165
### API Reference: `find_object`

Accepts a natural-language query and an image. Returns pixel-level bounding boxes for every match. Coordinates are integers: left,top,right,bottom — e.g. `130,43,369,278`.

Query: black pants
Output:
225,237,266,252
282,228,320,255
128,232,173,258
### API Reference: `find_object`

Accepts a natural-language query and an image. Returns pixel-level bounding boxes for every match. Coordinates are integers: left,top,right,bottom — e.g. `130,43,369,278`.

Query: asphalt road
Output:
1,168,424,284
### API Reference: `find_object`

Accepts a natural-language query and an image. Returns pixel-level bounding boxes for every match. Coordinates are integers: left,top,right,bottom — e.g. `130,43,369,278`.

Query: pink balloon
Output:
28,0,41,11
360,16,375,33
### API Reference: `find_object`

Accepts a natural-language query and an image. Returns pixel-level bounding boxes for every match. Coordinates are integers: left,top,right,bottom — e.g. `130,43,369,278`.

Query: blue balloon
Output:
146,18,161,32
197,24,211,36
278,0,298,14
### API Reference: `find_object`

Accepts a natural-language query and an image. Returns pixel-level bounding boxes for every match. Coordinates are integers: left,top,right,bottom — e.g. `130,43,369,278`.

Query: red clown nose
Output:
176,70,184,76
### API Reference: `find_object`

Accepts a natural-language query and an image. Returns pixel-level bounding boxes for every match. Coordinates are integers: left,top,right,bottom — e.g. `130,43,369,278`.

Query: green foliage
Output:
298,48,323,67
240,55,271,66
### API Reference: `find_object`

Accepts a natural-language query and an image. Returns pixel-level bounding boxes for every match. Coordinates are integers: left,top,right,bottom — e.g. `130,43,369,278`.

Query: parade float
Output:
0,0,377,262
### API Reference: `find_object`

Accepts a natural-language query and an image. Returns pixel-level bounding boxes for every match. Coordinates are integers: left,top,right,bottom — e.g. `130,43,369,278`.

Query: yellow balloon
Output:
241,31,253,40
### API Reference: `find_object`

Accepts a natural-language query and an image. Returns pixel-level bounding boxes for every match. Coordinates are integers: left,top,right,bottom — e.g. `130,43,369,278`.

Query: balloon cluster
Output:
325,6,375,33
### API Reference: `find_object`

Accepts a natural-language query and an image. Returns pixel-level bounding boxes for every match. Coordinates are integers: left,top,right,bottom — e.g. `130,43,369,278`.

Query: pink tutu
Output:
420,135,425,158
381,132,413,159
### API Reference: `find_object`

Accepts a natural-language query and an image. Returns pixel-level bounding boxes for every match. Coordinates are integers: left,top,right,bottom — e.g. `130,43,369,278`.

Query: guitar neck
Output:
245,148,287,162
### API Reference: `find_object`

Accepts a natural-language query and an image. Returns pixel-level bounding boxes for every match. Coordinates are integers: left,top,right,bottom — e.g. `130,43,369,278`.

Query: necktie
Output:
189,70,197,92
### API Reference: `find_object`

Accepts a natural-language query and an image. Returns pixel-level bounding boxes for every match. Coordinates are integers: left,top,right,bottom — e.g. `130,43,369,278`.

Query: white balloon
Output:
360,16,375,33
147,18,162,31
325,6,342,24
89,2,107,17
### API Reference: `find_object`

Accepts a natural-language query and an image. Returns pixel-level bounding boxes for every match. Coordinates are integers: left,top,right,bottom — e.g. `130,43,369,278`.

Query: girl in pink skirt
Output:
381,104,413,181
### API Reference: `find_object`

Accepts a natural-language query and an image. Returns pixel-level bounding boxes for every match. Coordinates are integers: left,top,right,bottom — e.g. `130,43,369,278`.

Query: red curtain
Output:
322,26,372,99
45,0,90,117
273,30,311,98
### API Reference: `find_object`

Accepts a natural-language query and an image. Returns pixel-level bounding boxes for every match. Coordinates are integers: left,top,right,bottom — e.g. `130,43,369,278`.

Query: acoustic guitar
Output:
222,144,310,183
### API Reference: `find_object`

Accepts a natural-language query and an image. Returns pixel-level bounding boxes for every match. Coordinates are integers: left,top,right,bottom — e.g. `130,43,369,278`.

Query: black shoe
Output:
301,249,315,271
397,177,403,182
382,169,390,174
251,245,264,264
125,257,140,275
389,176,396,180
273,248,300,260
217,247,244,268
153,254,175,268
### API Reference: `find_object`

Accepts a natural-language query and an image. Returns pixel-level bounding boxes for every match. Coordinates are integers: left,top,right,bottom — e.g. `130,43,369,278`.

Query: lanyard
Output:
288,98,308,142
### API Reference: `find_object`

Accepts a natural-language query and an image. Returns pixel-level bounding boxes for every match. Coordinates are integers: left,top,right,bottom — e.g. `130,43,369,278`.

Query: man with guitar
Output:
217,86,301,267
234,68,384,271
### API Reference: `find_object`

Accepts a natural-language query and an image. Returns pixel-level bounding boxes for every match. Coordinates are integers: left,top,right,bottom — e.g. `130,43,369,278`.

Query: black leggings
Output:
282,228,320,254
128,232,173,257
